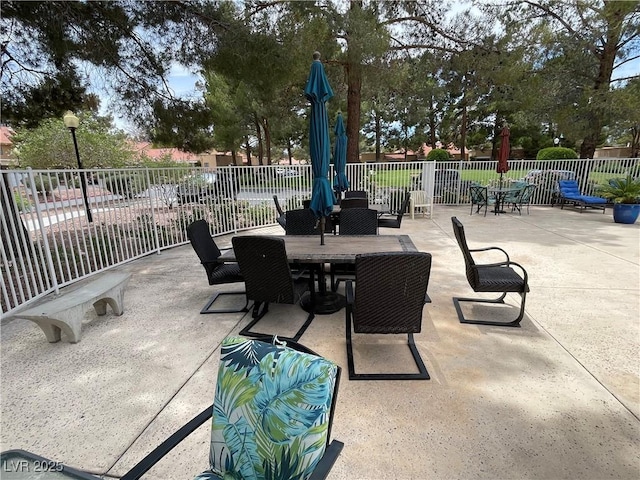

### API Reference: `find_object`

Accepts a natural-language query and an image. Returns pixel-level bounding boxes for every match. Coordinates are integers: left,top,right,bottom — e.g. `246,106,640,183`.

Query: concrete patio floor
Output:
1,205,639,479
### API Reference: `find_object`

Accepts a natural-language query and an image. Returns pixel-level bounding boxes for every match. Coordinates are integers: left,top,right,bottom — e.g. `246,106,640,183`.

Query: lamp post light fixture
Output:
63,111,93,222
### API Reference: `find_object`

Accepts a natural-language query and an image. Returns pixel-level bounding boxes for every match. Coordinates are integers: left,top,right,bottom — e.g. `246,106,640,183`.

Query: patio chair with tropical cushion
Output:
232,236,315,342
118,335,344,480
451,217,529,327
557,180,607,213
345,251,433,380
187,220,248,314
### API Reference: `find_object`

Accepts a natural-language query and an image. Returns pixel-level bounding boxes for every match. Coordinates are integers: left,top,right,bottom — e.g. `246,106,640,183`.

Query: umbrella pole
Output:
320,216,325,245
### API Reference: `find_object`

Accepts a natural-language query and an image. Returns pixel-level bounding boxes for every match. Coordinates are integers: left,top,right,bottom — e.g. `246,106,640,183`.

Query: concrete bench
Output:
12,272,132,343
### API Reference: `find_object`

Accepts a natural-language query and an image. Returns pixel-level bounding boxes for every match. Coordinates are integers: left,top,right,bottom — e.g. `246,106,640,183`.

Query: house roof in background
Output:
132,142,200,163
0,126,15,146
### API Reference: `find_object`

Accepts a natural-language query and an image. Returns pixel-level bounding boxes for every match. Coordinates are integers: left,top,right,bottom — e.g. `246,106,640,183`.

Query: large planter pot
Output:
612,203,640,224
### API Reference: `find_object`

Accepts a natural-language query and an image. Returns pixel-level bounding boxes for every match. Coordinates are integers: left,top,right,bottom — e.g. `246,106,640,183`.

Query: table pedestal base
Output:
300,291,345,315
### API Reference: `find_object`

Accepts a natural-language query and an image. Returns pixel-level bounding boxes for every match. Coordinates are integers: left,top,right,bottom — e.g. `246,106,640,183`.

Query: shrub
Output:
13,191,31,212
426,148,451,161
536,147,578,160
23,175,59,196
597,175,640,204
100,172,147,199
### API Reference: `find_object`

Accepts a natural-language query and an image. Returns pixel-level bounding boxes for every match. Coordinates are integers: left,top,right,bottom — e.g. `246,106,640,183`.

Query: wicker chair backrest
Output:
340,197,368,209
187,220,223,283
273,195,285,216
231,236,295,304
353,252,431,334
451,217,479,288
344,190,368,199
393,191,411,223
286,209,319,235
339,208,378,235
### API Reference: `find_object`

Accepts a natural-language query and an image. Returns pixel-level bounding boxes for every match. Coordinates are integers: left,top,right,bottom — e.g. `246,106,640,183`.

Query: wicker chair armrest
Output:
506,260,529,284
469,246,510,262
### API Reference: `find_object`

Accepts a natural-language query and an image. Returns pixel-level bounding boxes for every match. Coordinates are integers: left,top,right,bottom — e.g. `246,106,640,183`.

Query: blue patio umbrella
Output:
332,112,349,197
304,52,334,245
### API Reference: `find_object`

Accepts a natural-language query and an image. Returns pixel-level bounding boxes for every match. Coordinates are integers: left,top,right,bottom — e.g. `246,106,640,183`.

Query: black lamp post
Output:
63,111,93,222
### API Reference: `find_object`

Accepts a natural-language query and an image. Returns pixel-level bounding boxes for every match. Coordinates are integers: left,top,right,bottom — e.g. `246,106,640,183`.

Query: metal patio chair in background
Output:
469,185,494,216
506,184,537,215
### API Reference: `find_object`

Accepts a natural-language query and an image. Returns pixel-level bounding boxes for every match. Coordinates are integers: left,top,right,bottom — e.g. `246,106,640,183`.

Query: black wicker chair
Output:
232,236,315,341
377,191,410,229
285,208,319,235
273,195,286,230
338,208,378,235
345,252,433,380
187,220,248,314
330,208,378,292
344,190,368,199
451,217,529,327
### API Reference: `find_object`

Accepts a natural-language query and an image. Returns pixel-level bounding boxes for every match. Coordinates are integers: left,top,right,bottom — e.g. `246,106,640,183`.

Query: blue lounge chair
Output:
557,180,607,213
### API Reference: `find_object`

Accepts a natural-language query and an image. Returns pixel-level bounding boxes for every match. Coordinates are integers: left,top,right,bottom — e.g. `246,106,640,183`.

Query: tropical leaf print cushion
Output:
201,336,338,480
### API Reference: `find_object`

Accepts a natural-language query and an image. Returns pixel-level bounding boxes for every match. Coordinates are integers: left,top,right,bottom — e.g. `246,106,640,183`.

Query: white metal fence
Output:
1,158,637,315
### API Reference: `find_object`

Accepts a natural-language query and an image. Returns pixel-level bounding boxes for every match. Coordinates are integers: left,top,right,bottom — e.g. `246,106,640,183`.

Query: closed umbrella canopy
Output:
332,112,349,194
304,52,334,220
497,126,511,176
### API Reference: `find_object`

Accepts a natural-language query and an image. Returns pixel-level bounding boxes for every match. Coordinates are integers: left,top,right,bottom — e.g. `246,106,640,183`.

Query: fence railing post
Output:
25,168,59,295
144,167,162,255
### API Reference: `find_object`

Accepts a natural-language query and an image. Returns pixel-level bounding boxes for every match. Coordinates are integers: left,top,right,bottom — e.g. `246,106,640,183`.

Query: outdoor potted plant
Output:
597,174,640,224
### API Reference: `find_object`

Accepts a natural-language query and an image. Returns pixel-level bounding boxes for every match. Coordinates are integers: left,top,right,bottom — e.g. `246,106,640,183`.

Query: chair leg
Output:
200,291,250,314
346,315,430,380
240,302,315,342
308,440,345,480
452,291,526,327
